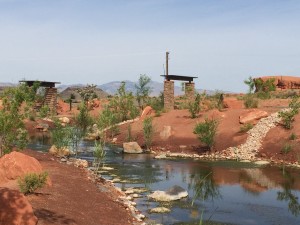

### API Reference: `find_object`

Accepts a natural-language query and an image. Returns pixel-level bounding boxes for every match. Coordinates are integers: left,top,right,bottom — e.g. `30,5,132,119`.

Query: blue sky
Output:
0,0,299,92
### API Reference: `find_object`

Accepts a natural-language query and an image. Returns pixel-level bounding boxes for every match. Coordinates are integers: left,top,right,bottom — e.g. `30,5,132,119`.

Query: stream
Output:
29,135,300,225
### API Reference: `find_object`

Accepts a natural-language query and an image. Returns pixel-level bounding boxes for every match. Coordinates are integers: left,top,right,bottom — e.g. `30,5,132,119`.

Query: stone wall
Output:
164,80,174,111
185,82,195,102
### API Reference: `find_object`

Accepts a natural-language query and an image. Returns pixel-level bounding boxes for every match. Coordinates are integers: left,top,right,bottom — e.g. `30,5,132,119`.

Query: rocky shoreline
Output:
153,108,300,169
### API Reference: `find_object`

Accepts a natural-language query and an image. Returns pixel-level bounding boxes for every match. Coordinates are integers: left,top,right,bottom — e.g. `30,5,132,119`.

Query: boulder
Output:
123,142,143,154
0,152,43,185
73,159,89,168
159,126,172,140
141,106,154,118
150,207,171,213
58,117,70,124
0,188,38,225
148,185,188,202
49,145,72,157
239,110,268,124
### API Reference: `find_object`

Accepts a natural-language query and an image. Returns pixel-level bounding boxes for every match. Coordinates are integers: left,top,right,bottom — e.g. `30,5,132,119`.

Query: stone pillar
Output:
185,82,195,101
164,80,174,111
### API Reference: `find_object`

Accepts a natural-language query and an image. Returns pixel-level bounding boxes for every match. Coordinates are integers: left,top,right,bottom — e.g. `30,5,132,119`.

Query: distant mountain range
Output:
97,80,216,96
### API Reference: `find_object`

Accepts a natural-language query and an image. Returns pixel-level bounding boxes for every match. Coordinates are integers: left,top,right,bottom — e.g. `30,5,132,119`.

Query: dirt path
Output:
23,150,137,225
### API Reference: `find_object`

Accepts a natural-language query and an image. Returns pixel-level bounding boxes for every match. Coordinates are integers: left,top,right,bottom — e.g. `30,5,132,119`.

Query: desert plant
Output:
75,103,93,134
244,76,255,94
194,118,218,150
243,94,258,108
279,96,300,129
51,123,71,149
126,124,133,142
76,84,97,104
69,126,84,156
39,105,50,118
240,123,253,133
188,93,201,118
289,133,297,140
109,82,139,122
281,143,292,155
135,74,152,109
0,83,38,156
97,105,119,139
93,140,106,171
149,92,164,116
18,171,48,195
143,116,154,150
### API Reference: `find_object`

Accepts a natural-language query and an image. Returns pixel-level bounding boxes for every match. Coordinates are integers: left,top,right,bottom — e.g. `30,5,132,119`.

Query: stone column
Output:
185,82,195,102
164,80,174,111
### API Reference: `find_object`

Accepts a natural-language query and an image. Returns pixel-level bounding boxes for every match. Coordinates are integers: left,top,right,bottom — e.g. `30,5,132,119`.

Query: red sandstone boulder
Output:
0,152,43,185
253,76,300,91
0,188,38,225
141,106,154,118
239,110,268,124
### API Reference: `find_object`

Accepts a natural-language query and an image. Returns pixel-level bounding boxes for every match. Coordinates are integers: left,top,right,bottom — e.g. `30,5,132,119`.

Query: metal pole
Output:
166,51,169,79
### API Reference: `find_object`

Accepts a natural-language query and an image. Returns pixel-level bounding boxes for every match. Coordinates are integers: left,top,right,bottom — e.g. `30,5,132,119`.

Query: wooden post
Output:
166,51,169,79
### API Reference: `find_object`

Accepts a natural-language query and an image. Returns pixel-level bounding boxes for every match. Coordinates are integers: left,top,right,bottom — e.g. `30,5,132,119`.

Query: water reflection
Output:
28,139,300,225
189,169,221,203
277,167,300,216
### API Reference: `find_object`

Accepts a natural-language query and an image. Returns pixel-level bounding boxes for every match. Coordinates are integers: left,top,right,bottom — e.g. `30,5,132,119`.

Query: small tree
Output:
76,84,97,105
0,82,39,156
279,96,300,129
244,76,255,94
51,122,71,150
109,82,139,122
75,103,93,134
143,116,154,150
188,93,201,118
135,74,152,109
194,118,218,150
93,139,106,171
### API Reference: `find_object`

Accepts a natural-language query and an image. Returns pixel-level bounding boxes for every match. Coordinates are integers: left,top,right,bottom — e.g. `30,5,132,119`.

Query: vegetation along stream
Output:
29,136,300,225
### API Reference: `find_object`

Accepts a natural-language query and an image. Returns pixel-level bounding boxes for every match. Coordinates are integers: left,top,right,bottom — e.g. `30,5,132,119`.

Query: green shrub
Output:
194,118,218,150
243,94,258,108
93,140,106,171
126,124,132,142
188,93,201,118
51,124,71,149
289,133,297,140
39,105,50,118
279,96,300,129
18,172,48,195
143,116,154,150
281,143,292,155
240,123,253,133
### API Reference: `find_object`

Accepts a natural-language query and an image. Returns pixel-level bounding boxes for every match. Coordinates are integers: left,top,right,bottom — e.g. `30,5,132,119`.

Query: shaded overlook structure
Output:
253,76,300,92
161,52,198,110
19,80,60,114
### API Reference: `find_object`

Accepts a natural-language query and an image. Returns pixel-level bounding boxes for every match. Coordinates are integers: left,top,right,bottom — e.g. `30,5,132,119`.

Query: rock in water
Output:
123,142,143,154
148,185,188,202
150,207,171,213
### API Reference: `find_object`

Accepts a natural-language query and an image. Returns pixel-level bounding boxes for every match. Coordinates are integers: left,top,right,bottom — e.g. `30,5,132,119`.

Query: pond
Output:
29,137,300,225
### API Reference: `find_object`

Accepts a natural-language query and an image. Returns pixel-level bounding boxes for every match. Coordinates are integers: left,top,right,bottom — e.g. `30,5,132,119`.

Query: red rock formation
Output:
0,151,43,185
239,109,268,124
253,76,300,91
0,188,38,225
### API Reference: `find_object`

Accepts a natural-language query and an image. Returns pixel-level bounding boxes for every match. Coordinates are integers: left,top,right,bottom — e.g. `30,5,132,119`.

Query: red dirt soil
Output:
14,150,136,225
